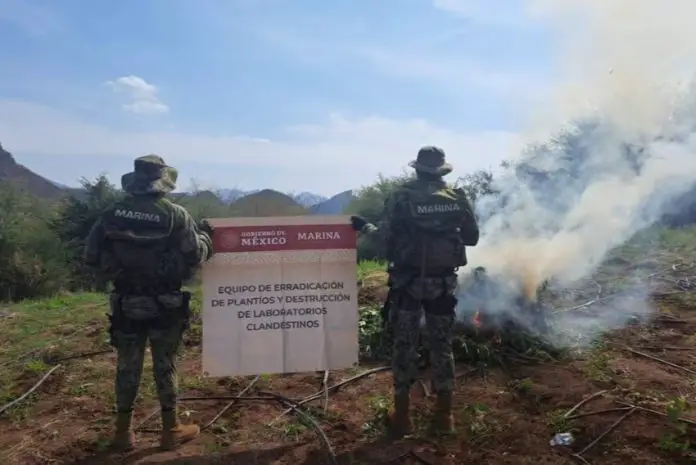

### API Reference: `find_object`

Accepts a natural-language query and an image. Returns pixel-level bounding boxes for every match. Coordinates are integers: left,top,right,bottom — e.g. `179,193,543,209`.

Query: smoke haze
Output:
458,1,696,340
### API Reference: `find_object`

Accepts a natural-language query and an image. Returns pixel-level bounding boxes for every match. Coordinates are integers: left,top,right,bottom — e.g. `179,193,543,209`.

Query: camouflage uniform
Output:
84,155,213,451
351,146,479,437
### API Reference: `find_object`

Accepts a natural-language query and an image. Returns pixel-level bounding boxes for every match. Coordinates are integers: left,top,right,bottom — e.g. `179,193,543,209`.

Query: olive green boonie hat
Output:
408,146,453,176
121,154,178,195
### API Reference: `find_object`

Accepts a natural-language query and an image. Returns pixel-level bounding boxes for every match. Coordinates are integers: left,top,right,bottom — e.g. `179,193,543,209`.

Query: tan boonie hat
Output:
408,146,453,176
121,154,178,195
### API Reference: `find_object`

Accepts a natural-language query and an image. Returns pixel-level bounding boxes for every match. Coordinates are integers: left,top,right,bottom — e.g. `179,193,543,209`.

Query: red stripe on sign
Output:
213,223,357,253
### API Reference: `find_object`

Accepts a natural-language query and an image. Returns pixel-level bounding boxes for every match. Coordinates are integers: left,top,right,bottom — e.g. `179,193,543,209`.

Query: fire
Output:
472,309,481,328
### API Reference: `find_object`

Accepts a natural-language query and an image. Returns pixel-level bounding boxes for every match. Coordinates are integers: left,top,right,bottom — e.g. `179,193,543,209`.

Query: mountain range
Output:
0,142,355,215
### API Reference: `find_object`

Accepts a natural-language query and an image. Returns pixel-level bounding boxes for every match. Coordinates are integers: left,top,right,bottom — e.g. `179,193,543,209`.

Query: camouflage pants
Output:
113,325,182,412
389,274,457,396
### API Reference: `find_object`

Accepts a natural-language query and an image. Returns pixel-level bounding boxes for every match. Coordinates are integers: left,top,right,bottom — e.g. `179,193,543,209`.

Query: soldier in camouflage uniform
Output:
84,155,213,451
350,146,479,437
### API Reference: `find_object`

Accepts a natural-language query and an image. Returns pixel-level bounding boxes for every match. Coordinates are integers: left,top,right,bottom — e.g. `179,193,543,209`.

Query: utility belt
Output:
113,281,182,296
388,269,455,291
107,287,191,347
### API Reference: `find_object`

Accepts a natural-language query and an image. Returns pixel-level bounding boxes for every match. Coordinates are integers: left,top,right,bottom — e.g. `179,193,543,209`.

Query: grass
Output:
361,394,390,437
0,292,108,363
0,292,112,411
0,288,206,422
357,259,387,283
546,408,578,434
461,403,502,445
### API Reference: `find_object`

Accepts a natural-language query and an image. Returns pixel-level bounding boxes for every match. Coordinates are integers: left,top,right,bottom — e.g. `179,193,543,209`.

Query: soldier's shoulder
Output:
99,199,125,216
390,183,416,200
157,199,193,230
440,183,466,197
401,179,421,189
161,199,189,217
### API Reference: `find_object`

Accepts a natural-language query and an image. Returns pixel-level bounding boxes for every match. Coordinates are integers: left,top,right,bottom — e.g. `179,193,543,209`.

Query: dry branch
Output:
577,407,636,456
269,365,390,426
623,346,696,376
567,407,632,420
180,392,338,465
616,401,696,426
564,391,607,418
202,375,261,431
322,370,330,412
0,365,62,416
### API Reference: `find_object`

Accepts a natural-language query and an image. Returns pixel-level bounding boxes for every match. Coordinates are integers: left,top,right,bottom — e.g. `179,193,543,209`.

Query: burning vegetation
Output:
445,267,561,367
401,267,563,370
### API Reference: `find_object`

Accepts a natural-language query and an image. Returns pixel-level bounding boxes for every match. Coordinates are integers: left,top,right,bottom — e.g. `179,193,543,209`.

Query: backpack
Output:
100,196,179,288
390,183,475,271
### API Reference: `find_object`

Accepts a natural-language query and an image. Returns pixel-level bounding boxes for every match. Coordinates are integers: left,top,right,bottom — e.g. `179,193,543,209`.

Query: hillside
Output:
0,143,66,199
311,190,355,215
228,189,309,216
170,190,230,209
293,191,328,207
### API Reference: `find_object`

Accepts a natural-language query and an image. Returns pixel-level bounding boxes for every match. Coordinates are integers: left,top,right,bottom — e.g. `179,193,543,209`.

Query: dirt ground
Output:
2,292,696,465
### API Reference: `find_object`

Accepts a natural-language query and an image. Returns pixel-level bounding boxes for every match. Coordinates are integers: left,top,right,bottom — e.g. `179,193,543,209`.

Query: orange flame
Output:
472,309,481,328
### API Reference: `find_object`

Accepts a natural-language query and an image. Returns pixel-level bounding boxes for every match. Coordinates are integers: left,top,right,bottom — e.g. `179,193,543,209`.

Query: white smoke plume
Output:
457,1,696,342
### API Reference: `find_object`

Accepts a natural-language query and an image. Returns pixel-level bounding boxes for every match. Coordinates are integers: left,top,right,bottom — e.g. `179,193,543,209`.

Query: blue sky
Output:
0,0,560,196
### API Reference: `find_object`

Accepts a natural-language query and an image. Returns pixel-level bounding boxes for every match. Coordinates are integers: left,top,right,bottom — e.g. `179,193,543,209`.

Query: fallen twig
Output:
202,375,261,431
322,370,330,412
672,262,695,272
623,346,696,375
558,281,603,313
180,392,337,465
616,401,696,426
0,365,62,416
570,453,591,465
134,407,160,431
653,314,689,323
576,407,636,457
636,346,695,352
257,390,337,465
136,375,262,432
564,391,607,418
417,379,431,398
268,366,390,425
48,349,112,364
567,407,632,420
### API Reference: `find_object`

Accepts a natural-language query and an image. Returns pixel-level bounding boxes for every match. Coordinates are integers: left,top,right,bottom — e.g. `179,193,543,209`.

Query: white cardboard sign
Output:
201,215,359,376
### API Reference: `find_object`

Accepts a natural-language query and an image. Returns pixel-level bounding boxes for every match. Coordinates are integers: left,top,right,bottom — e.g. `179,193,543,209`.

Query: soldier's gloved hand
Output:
198,219,214,236
350,215,367,231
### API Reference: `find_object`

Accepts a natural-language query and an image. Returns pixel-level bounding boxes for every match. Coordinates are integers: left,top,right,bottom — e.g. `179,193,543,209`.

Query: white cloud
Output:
105,75,169,115
0,99,522,194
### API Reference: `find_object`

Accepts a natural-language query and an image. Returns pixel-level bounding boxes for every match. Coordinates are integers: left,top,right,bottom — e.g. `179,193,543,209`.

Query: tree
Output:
53,175,123,292
0,183,68,300
345,173,414,260
455,169,497,206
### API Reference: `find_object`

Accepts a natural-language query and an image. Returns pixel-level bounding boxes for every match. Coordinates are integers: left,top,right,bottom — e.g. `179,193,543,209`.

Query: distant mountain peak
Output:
310,190,355,215
293,191,328,207
0,142,66,199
